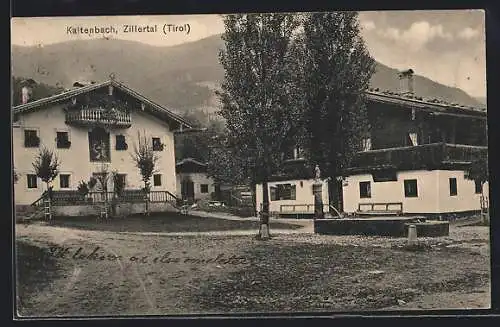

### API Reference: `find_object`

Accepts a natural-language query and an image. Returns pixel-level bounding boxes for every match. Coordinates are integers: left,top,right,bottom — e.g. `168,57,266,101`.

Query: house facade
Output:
12,77,191,206
255,71,489,219
343,83,488,217
175,158,216,203
255,151,330,216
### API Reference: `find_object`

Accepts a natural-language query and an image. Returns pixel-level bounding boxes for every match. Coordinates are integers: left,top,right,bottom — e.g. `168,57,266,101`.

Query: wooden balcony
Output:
65,108,132,128
347,143,488,173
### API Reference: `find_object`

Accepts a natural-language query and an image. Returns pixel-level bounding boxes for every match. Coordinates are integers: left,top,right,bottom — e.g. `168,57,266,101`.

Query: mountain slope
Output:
11,34,484,111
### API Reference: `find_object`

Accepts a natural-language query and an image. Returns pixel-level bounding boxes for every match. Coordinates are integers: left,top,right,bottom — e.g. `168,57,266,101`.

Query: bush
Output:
77,181,89,196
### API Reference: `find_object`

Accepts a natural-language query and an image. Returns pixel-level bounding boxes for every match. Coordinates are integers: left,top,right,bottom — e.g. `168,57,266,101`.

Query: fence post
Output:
407,224,417,245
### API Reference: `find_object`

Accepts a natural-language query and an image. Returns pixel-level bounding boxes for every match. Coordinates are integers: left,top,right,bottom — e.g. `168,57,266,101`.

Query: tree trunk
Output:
259,179,270,239
144,183,150,216
313,182,324,220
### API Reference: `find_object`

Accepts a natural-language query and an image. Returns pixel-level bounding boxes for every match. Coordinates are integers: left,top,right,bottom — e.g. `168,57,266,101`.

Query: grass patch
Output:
191,242,490,312
15,241,64,317
47,212,303,233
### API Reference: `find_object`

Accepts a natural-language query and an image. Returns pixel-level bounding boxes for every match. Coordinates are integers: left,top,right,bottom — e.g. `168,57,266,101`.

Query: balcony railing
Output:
65,108,132,128
347,143,487,173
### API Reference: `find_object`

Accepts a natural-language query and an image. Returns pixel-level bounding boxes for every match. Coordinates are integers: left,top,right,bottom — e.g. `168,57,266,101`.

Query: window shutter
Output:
270,186,277,201
290,185,296,200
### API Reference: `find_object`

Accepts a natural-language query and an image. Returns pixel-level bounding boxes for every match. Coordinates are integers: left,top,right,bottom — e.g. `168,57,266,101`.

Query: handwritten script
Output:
47,246,250,265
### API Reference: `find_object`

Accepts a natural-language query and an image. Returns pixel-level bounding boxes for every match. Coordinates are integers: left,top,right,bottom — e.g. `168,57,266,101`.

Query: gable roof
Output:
176,157,207,167
365,90,487,119
12,79,193,129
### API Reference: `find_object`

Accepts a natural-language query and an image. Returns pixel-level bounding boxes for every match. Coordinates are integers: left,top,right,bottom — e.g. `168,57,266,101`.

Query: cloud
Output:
377,21,453,51
361,20,376,31
457,27,479,39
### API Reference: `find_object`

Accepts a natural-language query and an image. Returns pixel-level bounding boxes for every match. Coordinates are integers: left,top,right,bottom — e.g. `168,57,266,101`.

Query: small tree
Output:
466,155,488,194
77,181,89,197
32,146,60,198
130,130,160,215
94,164,113,218
88,176,98,190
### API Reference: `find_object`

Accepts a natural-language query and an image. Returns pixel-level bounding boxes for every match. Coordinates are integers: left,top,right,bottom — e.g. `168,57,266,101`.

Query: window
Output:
200,184,209,193
152,137,163,151
153,174,162,187
59,174,70,188
24,129,40,148
293,146,304,159
56,131,71,148
404,179,418,198
408,132,418,146
449,178,458,196
27,174,37,189
270,183,296,201
115,135,128,151
475,180,483,194
359,181,371,198
89,128,110,162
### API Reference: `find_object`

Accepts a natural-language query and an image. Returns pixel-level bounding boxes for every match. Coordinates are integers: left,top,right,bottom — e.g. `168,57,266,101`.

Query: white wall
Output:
436,170,489,213
255,179,329,213
343,170,489,214
175,172,215,201
13,103,177,205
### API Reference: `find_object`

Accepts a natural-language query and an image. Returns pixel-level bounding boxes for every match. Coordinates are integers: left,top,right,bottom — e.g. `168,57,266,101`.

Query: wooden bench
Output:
356,202,403,216
278,204,331,219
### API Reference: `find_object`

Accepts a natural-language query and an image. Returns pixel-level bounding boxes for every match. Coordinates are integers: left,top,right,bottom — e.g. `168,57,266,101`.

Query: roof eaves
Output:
111,80,193,129
176,157,207,167
12,80,111,114
365,91,486,116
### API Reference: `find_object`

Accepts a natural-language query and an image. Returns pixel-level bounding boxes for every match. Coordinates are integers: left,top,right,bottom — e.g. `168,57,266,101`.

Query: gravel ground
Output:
14,222,490,317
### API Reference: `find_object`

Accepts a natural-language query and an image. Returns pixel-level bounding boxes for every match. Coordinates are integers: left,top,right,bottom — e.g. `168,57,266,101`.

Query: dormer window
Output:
24,129,40,148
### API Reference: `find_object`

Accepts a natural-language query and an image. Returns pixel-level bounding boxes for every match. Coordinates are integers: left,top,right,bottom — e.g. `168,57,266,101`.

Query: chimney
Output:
398,69,414,96
20,78,36,104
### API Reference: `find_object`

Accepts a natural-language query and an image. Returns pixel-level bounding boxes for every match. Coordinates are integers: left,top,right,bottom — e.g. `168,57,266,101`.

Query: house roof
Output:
12,79,193,129
176,157,207,167
365,89,487,119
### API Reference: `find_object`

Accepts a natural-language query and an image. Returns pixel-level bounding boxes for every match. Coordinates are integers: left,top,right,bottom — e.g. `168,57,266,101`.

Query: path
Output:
188,210,314,228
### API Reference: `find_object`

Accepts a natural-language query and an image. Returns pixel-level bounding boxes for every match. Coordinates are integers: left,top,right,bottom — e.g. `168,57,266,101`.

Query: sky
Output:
11,10,486,98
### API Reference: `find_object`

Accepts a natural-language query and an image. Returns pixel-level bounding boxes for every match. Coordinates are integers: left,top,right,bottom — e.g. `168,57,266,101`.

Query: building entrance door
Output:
181,179,195,203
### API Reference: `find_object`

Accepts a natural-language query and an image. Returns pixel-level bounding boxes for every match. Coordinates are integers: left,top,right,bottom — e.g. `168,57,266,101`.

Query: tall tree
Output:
300,12,376,210
218,13,301,239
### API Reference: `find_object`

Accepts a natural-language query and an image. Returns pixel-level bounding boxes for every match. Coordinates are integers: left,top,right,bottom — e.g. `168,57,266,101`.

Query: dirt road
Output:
15,222,490,316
